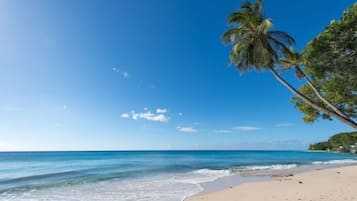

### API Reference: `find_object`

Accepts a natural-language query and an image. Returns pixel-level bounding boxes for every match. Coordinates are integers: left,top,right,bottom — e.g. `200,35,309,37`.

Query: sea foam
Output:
242,164,297,170
0,168,231,201
312,159,357,165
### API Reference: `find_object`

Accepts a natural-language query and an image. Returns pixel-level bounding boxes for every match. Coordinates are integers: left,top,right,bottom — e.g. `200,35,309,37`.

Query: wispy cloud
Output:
214,125,260,133
121,108,169,122
275,123,294,127
112,67,129,78
214,130,233,133
177,126,197,133
0,141,16,151
121,113,130,118
156,108,167,114
232,126,260,131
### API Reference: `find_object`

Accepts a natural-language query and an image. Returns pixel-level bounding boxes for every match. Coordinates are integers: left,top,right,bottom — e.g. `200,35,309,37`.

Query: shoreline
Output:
185,165,357,201
2,151,357,201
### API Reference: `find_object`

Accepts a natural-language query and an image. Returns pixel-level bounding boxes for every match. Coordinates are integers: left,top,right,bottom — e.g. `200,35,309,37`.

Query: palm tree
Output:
280,49,351,120
222,0,357,129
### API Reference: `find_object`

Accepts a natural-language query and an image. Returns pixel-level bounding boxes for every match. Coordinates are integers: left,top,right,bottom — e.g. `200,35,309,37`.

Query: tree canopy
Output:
292,3,357,123
222,0,295,72
309,131,357,153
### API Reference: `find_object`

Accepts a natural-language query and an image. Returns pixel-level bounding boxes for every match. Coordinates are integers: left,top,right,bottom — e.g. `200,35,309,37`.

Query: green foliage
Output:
329,132,357,148
309,131,357,153
291,85,331,123
222,0,294,72
309,142,331,151
293,3,357,123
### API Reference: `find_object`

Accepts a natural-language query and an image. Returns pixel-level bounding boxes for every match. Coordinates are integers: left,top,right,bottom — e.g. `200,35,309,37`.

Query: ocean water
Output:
0,150,357,201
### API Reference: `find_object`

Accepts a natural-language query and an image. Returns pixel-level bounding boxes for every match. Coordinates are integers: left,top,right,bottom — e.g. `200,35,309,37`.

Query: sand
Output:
185,165,357,201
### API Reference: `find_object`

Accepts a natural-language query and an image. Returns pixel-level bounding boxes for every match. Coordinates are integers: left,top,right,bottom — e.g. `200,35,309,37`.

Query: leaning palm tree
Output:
222,0,357,129
280,48,351,120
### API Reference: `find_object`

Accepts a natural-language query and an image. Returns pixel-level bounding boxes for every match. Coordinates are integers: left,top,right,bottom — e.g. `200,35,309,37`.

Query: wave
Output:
239,164,297,171
175,169,231,184
0,168,157,193
0,170,83,184
312,159,357,165
0,168,232,201
192,169,231,178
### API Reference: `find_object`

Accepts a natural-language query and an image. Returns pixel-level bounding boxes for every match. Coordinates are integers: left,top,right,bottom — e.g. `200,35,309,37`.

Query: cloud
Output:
121,113,130,118
139,112,168,122
178,112,183,116
275,123,294,127
233,126,260,131
112,67,129,78
121,108,169,122
0,141,15,147
214,130,233,133
214,125,260,134
122,72,129,78
0,138,22,151
156,108,167,114
177,126,197,133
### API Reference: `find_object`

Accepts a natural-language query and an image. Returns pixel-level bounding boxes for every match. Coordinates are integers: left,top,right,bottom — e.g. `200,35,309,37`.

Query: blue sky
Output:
0,0,355,151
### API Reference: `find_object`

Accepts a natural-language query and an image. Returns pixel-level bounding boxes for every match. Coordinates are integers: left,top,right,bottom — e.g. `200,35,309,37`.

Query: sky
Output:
0,0,355,151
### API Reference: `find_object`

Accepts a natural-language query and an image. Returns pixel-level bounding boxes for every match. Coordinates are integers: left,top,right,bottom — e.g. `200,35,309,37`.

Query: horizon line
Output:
0,149,307,153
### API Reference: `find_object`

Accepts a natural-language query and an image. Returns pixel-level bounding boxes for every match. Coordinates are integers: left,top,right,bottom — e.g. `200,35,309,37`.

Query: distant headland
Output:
309,131,357,154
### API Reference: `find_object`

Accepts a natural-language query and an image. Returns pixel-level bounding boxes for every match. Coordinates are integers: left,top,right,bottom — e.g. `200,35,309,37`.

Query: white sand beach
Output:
186,165,357,201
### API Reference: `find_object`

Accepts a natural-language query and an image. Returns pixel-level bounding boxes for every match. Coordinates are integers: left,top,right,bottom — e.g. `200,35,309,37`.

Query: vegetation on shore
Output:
309,132,357,153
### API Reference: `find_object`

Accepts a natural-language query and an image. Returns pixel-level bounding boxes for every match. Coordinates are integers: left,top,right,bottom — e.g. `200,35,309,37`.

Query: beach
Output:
186,165,357,201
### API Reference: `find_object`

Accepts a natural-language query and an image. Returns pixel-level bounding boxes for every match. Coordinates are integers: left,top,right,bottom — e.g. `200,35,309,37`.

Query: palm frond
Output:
227,12,249,24
267,34,293,56
279,58,295,70
258,34,278,66
222,28,250,44
268,31,295,45
257,19,273,34
223,0,297,73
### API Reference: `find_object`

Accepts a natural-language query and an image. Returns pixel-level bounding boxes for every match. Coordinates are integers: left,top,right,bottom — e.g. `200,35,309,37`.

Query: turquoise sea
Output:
1,151,357,201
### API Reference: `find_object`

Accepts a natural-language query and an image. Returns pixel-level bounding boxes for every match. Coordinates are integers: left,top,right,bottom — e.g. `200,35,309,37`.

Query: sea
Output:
1,150,357,201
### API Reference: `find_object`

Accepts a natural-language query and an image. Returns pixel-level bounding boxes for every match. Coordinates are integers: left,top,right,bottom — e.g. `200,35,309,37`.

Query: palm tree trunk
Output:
295,66,350,119
268,66,357,130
